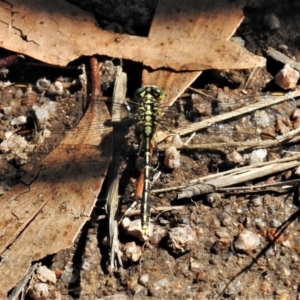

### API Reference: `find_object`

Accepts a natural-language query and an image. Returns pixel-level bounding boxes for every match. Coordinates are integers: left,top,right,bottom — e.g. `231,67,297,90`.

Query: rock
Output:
36,265,56,284
264,13,281,30
60,267,79,284
251,197,262,207
250,149,267,165
275,64,299,90
270,219,281,228
164,146,181,169
217,212,232,227
123,219,152,241
123,242,142,263
28,283,49,299
167,225,197,254
234,230,260,253
139,274,149,286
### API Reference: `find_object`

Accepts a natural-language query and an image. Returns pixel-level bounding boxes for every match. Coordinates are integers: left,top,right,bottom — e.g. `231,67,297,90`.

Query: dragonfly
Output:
134,85,165,236
0,76,300,234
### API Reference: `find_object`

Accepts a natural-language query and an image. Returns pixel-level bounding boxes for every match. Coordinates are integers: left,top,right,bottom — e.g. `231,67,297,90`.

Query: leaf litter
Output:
0,0,300,299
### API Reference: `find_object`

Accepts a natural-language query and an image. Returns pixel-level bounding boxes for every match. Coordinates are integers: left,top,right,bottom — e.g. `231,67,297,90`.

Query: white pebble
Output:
139,274,149,285
124,219,153,241
36,265,56,284
234,230,260,253
250,149,267,164
164,146,181,169
121,217,130,229
28,283,49,299
10,115,27,125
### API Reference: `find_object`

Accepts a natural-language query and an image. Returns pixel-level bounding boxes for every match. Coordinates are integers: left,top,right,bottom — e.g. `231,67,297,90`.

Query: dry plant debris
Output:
0,58,113,297
142,0,262,104
0,0,300,299
0,0,265,71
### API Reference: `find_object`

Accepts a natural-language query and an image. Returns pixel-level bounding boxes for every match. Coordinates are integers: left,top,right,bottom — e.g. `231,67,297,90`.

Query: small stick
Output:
267,47,300,72
167,90,300,138
124,206,185,217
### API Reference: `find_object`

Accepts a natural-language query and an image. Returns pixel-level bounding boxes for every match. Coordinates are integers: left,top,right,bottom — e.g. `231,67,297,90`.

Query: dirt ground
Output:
1,1,300,299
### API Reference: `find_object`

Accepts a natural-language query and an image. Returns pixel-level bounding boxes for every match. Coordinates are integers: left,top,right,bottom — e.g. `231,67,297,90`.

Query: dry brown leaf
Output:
0,0,265,71
0,100,112,297
142,0,256,104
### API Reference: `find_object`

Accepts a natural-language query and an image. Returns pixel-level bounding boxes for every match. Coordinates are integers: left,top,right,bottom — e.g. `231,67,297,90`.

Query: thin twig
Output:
124,206,185,217
153,154,300,197
158,125,300,151
158,90,300,139
267,47,300,72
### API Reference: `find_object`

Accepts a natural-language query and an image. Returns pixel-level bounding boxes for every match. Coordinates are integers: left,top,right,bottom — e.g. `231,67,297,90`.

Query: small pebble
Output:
167,225,197,254
36,265,56,284
190,258,201,272
156,277,170,288
226,280,242,296
260,281,271,296
264,13,281,30
60,267,79,284
270,219,281,228
265,247,276,257
277,293,290,300
28,283,49,299
133,284,148,297
234,230,260,253
191,93,212,116
275,64,299,90
123,242,142,262
254,109,272,127
226,151,243,164
13,88,23,99
251,197,262,207
105,278,115,288
36,77,51,91
10,115,27,125
123,219,152,241
254,218,267,229
282,267,291,276
211,239,230,254
215,229,230,239
250,149,267,165
164,146,181,169
149,225,167,245
217,212,232,227
0,133,28,154
81,260,90,271
139,274,149,286
206,193,221,207
121,217,130,229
